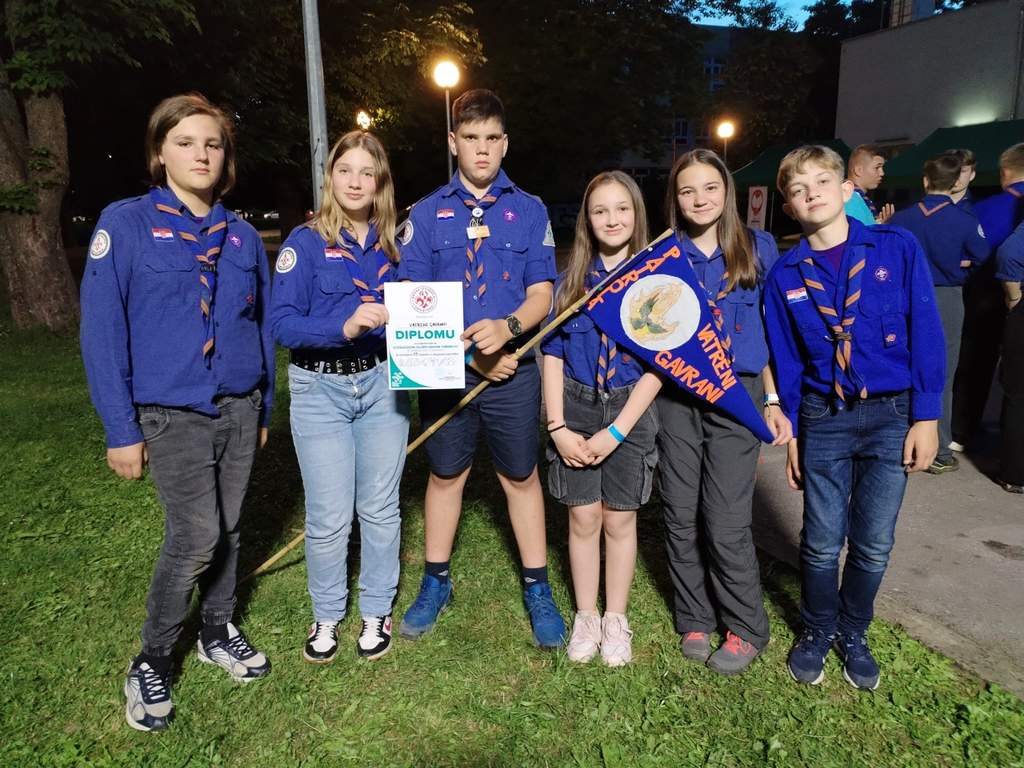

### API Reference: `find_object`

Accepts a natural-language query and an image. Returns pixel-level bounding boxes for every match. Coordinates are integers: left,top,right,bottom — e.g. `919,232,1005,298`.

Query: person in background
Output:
845,144,894,225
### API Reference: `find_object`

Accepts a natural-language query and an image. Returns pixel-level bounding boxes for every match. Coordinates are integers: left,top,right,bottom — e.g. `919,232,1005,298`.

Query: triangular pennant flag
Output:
583,232,776,444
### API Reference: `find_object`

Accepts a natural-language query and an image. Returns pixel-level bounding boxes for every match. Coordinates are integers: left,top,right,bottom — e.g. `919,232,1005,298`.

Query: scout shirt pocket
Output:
563,314,595,334
724,286,757,336
316,263,360,312
431,228,471,284
217,247,259,318
859,288,906,349
140,252,196,308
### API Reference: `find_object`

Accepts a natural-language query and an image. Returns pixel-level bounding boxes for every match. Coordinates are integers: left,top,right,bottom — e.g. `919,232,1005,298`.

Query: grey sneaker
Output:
680,631,712,663
566,611,602,662
124,658,174,732
706,631,763,676
925,455,959,474
197,622,271,681
601,613,633,667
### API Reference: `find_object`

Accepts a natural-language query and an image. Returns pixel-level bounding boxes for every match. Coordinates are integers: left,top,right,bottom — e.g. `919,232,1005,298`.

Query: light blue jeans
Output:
288,363,410,620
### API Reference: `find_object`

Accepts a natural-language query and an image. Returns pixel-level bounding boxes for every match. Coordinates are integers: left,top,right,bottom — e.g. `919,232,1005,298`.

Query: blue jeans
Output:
798,391,910,636
288,363,410,620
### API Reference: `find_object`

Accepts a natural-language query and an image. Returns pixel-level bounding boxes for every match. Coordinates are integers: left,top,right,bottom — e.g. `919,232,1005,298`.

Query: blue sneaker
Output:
787,629,835,685
523,582,566,650
833,632,881,690
398,575,452,640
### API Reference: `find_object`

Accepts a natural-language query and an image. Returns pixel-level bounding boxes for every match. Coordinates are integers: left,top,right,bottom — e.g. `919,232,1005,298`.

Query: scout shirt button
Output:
735,324,742,331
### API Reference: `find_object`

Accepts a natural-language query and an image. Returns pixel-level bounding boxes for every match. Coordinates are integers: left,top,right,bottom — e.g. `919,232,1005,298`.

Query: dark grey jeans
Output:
934,285,963,461
137,390,261,656
656,374,770,648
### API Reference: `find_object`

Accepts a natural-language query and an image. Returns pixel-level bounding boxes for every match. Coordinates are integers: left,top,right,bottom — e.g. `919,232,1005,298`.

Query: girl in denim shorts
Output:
269,132,409,664
540,171,663,666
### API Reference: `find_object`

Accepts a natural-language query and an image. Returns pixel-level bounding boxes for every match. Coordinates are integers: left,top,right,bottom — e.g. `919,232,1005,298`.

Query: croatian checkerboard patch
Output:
90,230,111,259
786,287,808,303
437,209,455,220
152,228,174,241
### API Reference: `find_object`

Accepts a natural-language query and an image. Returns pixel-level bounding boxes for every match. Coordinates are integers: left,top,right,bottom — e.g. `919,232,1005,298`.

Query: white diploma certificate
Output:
384,282,466,390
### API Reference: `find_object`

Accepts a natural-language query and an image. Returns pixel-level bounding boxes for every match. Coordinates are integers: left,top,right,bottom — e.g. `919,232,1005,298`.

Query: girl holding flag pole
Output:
269,131,409,665
657,149,791,675
541,171,663,666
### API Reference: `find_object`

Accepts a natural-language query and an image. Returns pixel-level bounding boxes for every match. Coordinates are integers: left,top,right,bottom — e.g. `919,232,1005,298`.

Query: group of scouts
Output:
78,89,1023,733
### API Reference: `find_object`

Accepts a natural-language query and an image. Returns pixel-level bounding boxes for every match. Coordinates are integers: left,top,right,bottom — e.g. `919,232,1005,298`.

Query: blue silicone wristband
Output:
465,340,476,364
607,424,625,443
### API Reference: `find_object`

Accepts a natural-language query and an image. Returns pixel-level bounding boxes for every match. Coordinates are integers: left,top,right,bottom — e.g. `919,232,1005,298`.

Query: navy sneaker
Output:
398,574,452,640
833,632,881,690
787,629,835,685
197,622,271,682
523,582,566,650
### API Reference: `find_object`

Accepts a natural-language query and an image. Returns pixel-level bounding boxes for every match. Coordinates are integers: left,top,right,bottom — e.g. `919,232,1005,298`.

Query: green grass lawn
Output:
2,309,1023,768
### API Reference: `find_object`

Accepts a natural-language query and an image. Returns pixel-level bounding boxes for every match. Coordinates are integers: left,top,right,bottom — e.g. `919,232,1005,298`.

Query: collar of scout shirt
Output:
781,216,876,274
440,168,516,202
678,231,725,264
337,220,380,250
159,186,241,228
918,193,955,216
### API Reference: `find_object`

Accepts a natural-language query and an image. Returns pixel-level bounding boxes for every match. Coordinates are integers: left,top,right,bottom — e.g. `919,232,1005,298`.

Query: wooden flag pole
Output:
240,230,674,584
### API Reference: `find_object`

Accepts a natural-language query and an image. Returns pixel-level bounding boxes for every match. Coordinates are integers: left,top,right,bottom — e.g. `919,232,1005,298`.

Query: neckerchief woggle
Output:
150,186,226,366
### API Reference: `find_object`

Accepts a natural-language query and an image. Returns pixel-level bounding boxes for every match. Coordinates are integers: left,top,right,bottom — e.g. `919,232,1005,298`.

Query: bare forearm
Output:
542,355,566,425
611,372,663,434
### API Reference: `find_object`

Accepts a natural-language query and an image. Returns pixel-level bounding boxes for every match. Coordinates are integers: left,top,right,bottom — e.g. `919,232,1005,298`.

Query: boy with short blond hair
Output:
764,145,945,690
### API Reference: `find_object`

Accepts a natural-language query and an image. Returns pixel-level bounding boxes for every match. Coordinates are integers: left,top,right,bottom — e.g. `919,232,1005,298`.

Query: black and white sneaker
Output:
197,622,271,681
124,657,174,732
303,621,339,664
357,615,392,660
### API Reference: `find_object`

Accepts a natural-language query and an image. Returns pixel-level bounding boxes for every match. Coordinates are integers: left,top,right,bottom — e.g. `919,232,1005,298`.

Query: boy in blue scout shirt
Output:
764,145,944,692
844,144,894,226
948,149,977,214
396,89,566,649
889,153,988,474
80,94,275,731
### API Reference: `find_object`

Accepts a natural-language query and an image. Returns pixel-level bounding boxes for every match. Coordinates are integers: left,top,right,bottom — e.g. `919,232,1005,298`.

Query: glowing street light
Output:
717,121,735,166
356,111,371,131
433,61,460,179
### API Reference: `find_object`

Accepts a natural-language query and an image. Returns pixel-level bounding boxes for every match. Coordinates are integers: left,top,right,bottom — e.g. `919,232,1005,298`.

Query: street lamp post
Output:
433,61,459,180
717,121,735,166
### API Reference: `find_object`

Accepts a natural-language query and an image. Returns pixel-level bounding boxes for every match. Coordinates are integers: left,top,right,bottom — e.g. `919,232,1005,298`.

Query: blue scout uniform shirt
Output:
681,228,780,375
975,181,1024,252
763,217,945,433
888,194,988,286
80,190,275,449
844,191,876,227
995,219,1024,283
956,190,975,215
397,169,556,358
269,223,392,357
541,259,646,388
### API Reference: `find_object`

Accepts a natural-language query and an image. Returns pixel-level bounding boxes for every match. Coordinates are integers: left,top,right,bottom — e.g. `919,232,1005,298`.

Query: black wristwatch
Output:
506,314,523,338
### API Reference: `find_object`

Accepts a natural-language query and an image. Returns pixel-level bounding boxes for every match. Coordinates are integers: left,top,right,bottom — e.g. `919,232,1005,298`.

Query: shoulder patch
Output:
398,218,415,246
276,247,297,274
90,229,111,259
542,221,556,248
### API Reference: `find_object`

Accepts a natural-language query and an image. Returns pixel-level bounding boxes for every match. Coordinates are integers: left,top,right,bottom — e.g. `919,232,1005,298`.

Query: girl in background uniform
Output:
657,149,791,676
81,93,275,732
541,171,662,667
269,131,408,664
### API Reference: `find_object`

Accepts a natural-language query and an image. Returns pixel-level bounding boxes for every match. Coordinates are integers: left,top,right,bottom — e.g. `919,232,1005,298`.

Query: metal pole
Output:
445,88,453,180
302,0,330,209
724,137,729,167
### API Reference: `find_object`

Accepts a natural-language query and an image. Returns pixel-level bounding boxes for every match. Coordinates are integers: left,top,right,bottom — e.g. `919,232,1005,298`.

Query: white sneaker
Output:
303,621,339,664
601,613,633,667
566,611,602,662
357,615,393,660
197,622,271,681
949,441,965,452
124,658,174,731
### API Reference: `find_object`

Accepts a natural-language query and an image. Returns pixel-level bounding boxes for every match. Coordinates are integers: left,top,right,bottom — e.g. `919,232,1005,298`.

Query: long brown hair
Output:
146,93,236,200
308,131,399,261
665,149,758,293
555,171,650,315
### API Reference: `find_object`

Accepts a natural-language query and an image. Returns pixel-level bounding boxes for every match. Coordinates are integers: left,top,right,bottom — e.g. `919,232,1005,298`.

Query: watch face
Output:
507,315,522,336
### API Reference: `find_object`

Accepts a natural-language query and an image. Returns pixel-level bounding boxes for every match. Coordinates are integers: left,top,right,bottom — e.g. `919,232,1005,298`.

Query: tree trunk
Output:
0,85,79,332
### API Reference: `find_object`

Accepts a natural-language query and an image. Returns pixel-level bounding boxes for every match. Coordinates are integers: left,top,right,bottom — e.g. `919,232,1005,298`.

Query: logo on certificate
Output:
410,285,438,313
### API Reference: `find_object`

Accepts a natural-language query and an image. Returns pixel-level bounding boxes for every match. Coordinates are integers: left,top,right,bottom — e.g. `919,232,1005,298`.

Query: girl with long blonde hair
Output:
269,130,409,664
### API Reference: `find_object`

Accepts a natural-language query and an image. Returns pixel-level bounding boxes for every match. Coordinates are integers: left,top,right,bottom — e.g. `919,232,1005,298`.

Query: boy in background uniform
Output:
947,149,978,213
396,89,566,649
889,153,988,473
844,144,894,225
765,146,944,691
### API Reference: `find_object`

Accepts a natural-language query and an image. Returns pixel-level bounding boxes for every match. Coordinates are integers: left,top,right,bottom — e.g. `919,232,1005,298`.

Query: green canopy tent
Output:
731,139,854,186
882,120,1024,189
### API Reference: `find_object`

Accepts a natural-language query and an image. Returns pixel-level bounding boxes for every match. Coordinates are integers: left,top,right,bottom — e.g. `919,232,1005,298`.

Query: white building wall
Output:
836,0,1024,147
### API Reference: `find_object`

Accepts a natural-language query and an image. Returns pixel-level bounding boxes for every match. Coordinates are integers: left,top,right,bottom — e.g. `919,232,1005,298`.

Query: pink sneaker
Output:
567,611,602,662
601,613,633,667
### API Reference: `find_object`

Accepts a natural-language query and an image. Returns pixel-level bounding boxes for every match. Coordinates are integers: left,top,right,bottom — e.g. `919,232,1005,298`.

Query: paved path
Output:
752,413,1024,697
